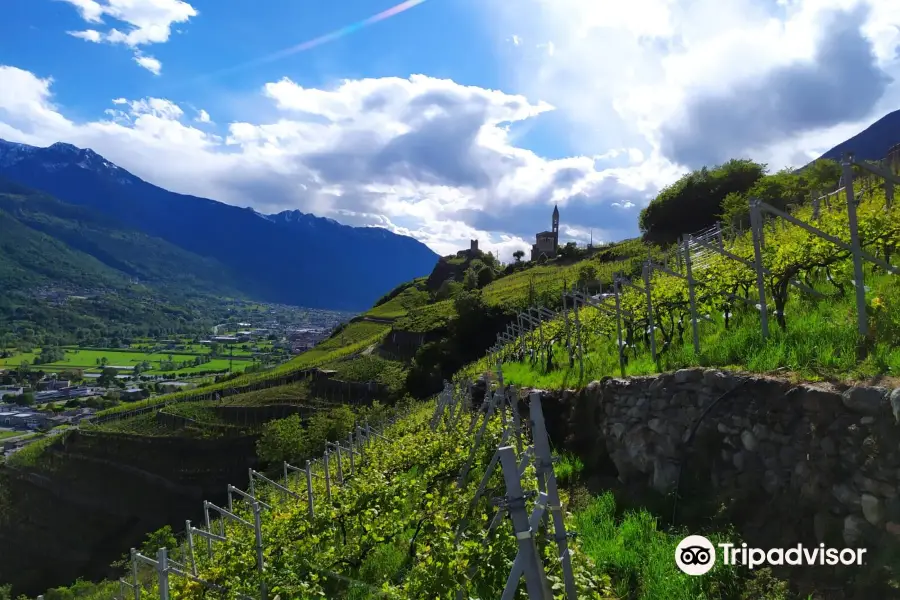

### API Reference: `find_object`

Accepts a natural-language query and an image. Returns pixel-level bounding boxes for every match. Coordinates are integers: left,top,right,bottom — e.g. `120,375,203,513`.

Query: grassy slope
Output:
0,182,241,296
465,188,900,388
19,195,898,597
89,402,785,600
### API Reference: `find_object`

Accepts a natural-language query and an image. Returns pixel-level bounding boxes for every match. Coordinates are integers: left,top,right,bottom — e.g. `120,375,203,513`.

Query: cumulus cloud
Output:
659,4,893,168
8,0,900,260
133,53,162,75
61,0,198,73
0,66,651,259
482,0,900,171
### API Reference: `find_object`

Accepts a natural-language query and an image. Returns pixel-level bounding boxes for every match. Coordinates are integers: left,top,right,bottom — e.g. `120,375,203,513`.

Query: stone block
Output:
861,494,884,526
891,388,900,424
841,386,888,416
674,368,704,384
843,514,867,546
741,430,758,452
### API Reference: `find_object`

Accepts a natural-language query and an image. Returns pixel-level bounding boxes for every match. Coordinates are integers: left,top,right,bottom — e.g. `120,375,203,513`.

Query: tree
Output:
576,263,598,287
463,266,480,290
640,159,765,242
98,367,118,387
476,265,495,288
513,249,525,263
257,415,308,465
306,405,355,451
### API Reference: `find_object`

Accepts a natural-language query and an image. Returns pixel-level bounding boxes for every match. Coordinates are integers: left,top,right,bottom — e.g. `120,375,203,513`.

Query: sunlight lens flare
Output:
204,0,428,80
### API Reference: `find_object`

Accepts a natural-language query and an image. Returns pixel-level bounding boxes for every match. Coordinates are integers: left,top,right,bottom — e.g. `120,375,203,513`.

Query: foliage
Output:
257,414,308,465
257,404,357,466
720,160,842,228
639,159,766,243
575,493,790,600
472,184,900,388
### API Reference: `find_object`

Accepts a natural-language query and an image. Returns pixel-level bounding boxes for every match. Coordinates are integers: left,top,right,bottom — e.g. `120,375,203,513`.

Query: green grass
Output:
364,284,430,320
324,355,408,396
575,493,790,600
553,451,584,486
393,300,456,332
0,348,250,370
0,430,22,441
94,323,390,418
474,268,900,390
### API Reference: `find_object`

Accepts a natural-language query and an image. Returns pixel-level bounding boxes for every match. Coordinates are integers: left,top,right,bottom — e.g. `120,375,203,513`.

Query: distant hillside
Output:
815,109,900,163
0,139,440,311
0,178,241,297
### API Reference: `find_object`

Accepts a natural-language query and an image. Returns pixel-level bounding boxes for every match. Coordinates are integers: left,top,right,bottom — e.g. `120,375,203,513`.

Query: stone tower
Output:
552,204,559,250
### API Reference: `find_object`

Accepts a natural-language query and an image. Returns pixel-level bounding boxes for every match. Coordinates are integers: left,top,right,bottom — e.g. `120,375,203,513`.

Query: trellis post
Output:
749,199,769,339
498,446,552,600
572,290,584,380
157,548,170,600
682,236,701,353
643,263,657,362
613,278,626,377
843,153,869,338
130,548,141,600
530,393,577,600
324,450,332,502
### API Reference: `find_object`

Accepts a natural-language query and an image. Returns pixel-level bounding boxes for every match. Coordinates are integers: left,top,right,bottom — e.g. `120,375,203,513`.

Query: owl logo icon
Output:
675,535,716,575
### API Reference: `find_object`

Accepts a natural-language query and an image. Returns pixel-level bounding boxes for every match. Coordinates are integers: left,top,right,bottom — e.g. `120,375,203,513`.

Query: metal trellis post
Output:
749,199,770,339
842,153,869,338
682,236,701,353
498,446,552,600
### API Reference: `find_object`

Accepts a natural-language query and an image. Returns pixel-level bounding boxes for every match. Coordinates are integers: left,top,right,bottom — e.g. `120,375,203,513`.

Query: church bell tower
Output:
552,204,559,250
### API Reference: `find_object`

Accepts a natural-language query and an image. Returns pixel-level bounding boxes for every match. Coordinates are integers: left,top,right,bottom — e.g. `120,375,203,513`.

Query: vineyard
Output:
93,322,391,419
90,382,795,600
109,387,598,599
470,168,900,389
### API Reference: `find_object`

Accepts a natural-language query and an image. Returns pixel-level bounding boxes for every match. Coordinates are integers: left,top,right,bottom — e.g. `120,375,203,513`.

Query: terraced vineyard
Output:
94,321,392,419
123,394,613,599
471,185,900,388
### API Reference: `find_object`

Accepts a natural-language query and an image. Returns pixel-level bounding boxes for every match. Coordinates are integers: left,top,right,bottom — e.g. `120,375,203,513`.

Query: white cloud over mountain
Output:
488,0,900,170
1,0,898,260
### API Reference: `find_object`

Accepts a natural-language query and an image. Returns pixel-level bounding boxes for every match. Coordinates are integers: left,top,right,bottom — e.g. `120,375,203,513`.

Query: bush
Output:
639,159,765,243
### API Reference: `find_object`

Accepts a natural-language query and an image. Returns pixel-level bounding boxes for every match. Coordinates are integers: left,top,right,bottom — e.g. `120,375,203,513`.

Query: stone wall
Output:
530,368,900,552
310,370,382,403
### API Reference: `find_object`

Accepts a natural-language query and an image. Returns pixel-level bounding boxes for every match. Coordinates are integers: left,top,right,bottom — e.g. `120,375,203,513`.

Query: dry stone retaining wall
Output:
529,368,900,551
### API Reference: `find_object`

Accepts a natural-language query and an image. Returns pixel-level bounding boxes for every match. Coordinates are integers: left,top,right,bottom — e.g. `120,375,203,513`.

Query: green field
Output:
0,347,253,374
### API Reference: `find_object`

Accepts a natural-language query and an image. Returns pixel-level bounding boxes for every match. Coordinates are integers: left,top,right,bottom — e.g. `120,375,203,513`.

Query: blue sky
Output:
1,0,899,258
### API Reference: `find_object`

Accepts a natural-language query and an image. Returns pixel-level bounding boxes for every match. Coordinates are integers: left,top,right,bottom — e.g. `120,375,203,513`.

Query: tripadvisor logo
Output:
675,535,716,575
675,535,868,575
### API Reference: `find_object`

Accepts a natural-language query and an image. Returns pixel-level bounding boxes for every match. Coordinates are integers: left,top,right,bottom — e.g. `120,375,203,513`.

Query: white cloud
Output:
60,0,197,73
482,0,900,171
68,29,103,42
60,0,198,46
133,53,162,75
6,0,900,260
0,66,658,260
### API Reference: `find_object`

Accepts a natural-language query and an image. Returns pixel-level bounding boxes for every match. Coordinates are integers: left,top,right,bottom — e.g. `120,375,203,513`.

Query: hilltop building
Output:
531,204,560,261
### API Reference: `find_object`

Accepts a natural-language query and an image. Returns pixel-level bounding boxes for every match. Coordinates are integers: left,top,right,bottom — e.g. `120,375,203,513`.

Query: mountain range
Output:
815,109,900,163
0,139,439,312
